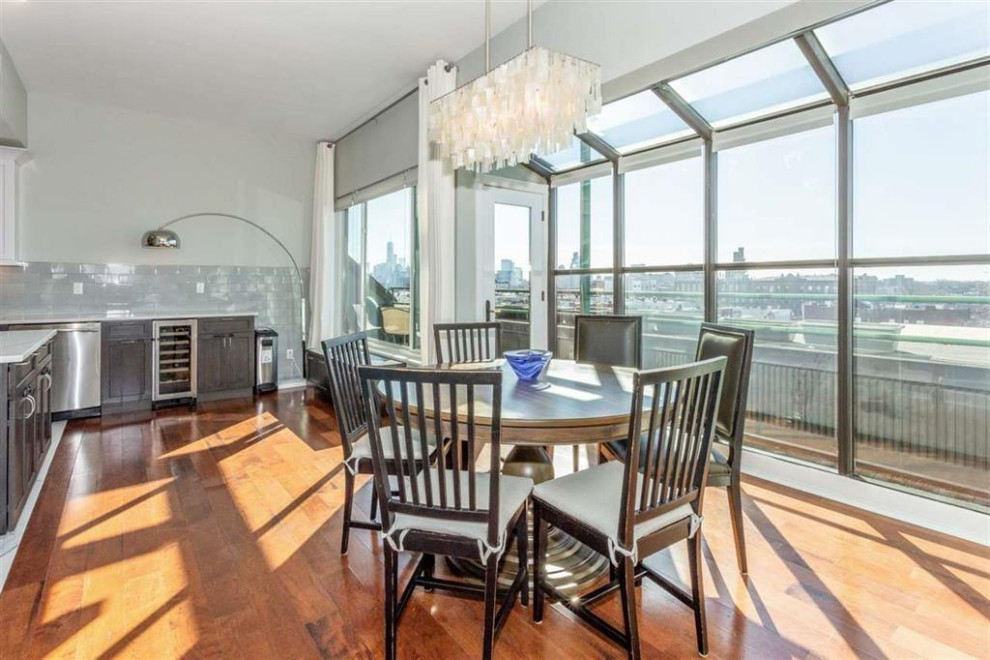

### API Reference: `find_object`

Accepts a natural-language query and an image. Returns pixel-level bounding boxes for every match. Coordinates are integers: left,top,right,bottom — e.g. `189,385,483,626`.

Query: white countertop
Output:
0,330,57,364
0,312,259,325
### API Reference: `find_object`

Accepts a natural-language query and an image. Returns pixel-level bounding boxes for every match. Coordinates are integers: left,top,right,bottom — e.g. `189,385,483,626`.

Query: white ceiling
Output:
0,0,544,141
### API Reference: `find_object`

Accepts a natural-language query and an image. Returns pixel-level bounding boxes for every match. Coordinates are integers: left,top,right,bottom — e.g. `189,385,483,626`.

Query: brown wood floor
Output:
1,389,987,659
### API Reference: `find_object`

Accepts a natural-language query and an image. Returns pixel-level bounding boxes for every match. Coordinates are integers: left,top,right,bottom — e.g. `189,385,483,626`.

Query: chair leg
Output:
516,506,529,607
727,482,748,574
618,557,641,660
341,471,354,555
533,502,546,623
482,552,499,660
688,532,709,657
370,482,379,522
422,553,436,591
384,547,398,660
572,445,580,472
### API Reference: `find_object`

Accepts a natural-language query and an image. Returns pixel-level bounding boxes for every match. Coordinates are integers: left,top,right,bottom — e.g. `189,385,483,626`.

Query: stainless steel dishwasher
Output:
16,322,102,419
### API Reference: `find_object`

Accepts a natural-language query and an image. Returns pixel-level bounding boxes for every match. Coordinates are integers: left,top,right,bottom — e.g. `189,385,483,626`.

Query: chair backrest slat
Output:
359,365,504,545
620,357,727,548
322,332,374,457
435,322,503,364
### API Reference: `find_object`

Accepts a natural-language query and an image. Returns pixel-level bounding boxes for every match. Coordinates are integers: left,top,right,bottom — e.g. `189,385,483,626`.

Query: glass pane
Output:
555,176,614,270
624,271,704,368
539,135,605,171
554,273,614,359
853,265,990,506
853,91,990,258
717,124,836,263
365,188,415,348
587,90,695,153
668,39,829,128
494,203,532,351
342,205,364,334
624,156,704,267
717,268,838,467
816,0,990,91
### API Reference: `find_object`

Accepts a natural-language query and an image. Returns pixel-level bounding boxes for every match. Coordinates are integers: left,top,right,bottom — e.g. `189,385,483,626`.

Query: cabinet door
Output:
7,387,33,528
197,335,227,393
103,339,152,405
225,333,255,390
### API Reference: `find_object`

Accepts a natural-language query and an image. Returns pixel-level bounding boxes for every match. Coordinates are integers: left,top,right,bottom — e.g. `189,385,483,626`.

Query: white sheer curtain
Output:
308,141,336,348
418,60,458,363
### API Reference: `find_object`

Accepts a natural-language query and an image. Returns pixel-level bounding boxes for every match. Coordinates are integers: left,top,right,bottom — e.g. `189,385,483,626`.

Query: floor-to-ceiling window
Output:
543,0,989,508
623,149,705,367
339,184,419,354
850,90,989,504
552,172,614,358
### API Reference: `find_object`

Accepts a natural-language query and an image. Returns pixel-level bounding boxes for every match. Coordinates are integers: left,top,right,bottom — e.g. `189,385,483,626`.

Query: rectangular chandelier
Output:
430,46,601,173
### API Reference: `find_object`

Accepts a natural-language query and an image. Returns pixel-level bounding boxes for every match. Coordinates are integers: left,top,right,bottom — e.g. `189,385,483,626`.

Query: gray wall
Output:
20,92,314,268
5,93,316,382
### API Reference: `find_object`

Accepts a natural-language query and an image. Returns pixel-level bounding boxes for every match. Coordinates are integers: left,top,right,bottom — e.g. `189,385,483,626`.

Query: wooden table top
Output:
382,359,641,445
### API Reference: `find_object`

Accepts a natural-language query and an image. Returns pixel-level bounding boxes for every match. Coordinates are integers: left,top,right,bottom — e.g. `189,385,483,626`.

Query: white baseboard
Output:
741,448,989,546
0,421,68,591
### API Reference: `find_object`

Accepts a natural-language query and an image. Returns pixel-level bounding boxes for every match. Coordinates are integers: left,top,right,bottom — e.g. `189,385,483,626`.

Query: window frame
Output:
542,2,990,508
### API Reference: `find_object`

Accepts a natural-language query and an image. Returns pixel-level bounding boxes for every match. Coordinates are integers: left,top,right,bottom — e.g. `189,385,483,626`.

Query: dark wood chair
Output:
434,321,502,363
601,323,755,573
573,315,643,470
358,364,532,660
532,357,728,658
321,331,442,555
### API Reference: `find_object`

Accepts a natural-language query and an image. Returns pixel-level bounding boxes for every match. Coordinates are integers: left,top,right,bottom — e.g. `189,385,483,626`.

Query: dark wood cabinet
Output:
2,337,54,534
101,321,154,412
197,327,254,395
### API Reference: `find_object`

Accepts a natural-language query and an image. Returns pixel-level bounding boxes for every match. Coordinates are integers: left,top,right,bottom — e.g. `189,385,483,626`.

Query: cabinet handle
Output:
41,372,53,393
23,393,37,419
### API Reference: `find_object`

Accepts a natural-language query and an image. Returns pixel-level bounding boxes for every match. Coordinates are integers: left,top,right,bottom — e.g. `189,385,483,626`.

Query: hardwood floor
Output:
1,389,987,659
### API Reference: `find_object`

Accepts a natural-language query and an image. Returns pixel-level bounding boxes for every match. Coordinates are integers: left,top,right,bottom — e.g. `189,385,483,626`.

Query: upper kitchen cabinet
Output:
0,39,28,147
0,146,28,265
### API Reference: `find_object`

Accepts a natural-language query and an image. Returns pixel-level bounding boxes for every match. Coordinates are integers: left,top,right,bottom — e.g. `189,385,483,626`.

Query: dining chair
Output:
601,323,755,573
434,321,502,363
358,364,532,660
322,331,443,555
532,357,727,659
573,315,643,470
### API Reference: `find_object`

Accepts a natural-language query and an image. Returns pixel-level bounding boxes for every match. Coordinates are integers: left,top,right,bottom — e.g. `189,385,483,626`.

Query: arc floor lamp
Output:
142,212,308,379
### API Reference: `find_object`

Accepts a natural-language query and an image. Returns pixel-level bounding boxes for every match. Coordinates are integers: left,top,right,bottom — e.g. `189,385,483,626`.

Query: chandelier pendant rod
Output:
485,0,491,73
528,0,532,49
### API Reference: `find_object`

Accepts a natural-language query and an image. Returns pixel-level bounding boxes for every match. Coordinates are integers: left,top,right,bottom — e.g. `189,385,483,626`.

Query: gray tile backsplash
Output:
0,261,310,383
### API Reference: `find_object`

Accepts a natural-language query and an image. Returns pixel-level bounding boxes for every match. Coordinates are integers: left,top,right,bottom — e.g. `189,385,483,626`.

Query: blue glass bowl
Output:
504,350,553,383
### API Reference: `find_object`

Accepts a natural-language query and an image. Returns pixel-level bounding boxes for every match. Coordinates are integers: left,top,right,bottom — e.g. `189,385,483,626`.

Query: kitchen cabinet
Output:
101,321,154,412
2,335,54,534
197,316,255,395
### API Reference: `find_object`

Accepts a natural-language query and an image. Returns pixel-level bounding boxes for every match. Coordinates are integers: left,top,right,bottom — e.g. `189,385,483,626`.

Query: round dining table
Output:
382,358,641,593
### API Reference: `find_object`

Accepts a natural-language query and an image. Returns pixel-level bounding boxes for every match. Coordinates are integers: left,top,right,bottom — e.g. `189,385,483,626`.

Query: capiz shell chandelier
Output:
429,1,601,173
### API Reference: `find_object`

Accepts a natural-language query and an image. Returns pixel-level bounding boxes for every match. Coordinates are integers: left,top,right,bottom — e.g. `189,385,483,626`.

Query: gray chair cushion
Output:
696,328,748,439
532,461,693,545
575,316,642,368
388,472,533,545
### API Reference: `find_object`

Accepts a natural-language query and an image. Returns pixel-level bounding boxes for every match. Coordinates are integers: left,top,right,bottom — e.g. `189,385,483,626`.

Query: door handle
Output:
485,300,493,322
23,393,37,419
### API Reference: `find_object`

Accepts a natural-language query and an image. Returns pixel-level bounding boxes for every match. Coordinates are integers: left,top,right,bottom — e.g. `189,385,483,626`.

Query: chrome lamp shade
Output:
142,229,180,249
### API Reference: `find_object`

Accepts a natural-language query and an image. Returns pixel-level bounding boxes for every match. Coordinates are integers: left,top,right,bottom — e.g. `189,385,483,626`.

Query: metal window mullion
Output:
794,31,850,107
851,254,990,267
703,139,717,322
837,104,855,476
613,165,624,314
548,186,558,351
714,258,838,271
